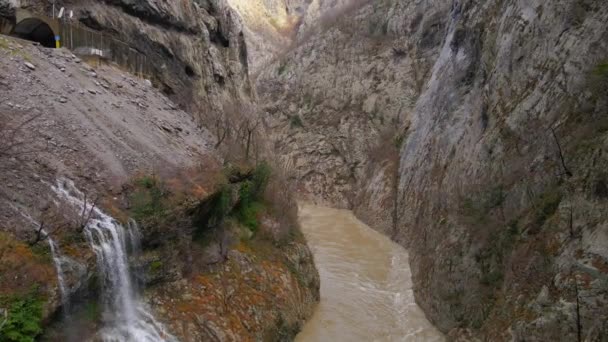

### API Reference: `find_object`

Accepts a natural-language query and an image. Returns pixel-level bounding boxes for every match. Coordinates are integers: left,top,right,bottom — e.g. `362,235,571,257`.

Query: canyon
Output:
0,0,607,341
250,0,608,340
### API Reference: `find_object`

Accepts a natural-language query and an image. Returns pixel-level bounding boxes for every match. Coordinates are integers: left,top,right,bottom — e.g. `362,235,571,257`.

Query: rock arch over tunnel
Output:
11,18,56,48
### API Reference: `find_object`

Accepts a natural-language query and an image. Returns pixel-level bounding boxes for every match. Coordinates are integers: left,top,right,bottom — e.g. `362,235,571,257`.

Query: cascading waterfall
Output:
52,179,175,342
47,239,69,309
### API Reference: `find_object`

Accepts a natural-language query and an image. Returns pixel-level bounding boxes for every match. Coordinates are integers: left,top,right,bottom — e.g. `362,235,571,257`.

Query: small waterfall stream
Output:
52,179,174,342
47,239,69,309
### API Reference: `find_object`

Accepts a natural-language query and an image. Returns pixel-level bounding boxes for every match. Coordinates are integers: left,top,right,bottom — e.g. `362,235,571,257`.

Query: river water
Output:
296,205,444,342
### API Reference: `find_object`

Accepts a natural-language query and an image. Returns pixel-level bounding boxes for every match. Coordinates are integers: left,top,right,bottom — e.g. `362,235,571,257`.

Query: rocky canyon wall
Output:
397,0,608,339
227,0,369,72
252,0,608,340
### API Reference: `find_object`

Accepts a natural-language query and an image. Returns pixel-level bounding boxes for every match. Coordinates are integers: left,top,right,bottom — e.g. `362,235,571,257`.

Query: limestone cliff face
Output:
255,0,608,340
3,0,253,123
397,0,608,339
224,0,296,73
255,0,449,229
77,0,253,124
226,0,364,73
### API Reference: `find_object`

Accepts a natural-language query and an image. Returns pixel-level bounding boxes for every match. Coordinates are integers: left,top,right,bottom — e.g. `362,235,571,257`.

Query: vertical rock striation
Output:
251,0,608,339
397,0,608,339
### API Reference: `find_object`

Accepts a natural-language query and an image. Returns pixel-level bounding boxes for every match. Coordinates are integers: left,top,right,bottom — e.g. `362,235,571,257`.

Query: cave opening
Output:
11,18,56,48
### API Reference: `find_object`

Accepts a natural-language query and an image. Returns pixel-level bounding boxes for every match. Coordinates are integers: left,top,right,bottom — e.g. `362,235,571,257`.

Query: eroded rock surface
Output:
227,0,365,72
254,0,608,340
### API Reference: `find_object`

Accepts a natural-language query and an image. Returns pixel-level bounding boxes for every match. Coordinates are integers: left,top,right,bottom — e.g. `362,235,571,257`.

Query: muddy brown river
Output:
296,205,444,342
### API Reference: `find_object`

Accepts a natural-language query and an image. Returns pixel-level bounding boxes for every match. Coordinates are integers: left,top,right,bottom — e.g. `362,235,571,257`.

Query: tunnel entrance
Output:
11,18,56,48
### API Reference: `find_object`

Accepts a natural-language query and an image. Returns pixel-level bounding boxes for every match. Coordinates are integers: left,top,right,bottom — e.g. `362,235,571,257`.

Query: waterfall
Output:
48,239,69,309
52,179,175,342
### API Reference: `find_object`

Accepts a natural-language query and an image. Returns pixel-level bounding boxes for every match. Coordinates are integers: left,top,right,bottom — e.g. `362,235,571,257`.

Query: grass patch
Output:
589,61,608,100
0,38,9,50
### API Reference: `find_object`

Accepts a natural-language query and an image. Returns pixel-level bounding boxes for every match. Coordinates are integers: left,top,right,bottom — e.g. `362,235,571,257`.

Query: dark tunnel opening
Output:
11,18,56,48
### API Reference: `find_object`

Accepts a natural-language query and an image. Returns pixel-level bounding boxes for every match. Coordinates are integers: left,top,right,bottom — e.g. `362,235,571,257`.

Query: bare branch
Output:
0,111,45,160
28,221,48,246
79,195,99,232
550,127,572,178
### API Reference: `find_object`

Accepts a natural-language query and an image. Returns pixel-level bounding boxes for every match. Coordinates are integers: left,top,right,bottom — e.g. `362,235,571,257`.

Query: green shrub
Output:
236,201,264,232
480,269,503,286
393,133,405,148
150,260,163,272
534,189,562,228
193,185,231,241
84,300,101,322
252,162,271,198
0,296,43,342
131,176,168,221
233,162,272,232
289,115,304,128
277,62,288,75
594,62,608,77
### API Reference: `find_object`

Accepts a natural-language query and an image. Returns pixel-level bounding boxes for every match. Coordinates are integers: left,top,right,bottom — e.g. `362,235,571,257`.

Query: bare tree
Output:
0,111,46,162
213,115,229,149
239,116,261,161
213,100,265,163
78,192,99,232
550,126,573,178
27,194,98,246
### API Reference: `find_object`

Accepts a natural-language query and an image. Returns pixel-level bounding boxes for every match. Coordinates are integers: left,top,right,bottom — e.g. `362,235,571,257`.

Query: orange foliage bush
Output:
0,232,55,297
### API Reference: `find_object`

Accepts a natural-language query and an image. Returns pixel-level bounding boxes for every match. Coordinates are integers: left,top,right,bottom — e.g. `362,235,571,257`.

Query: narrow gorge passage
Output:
296,204,444,341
